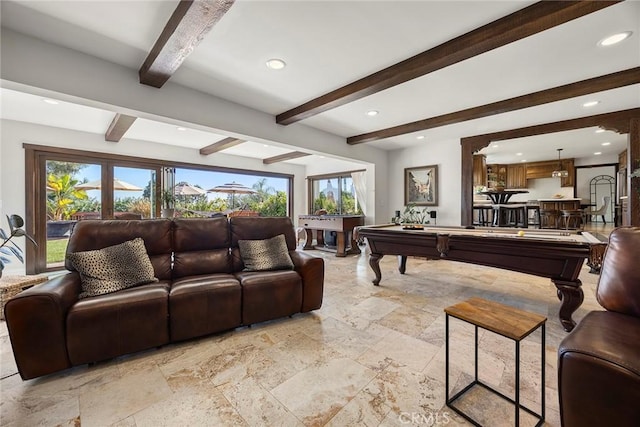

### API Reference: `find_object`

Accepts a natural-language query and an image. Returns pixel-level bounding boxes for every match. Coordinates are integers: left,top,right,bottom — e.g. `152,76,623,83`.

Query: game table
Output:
355,224,607,331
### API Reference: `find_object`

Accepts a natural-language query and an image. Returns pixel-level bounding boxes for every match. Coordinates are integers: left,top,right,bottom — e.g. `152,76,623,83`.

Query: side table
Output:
444,297,546,427
0,275,48,320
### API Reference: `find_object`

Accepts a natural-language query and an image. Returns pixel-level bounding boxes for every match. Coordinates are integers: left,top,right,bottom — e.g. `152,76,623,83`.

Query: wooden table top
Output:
444,297,547,340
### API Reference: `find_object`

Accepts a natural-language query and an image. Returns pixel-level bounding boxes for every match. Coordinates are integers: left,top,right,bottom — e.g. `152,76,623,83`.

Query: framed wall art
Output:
404,165,438,206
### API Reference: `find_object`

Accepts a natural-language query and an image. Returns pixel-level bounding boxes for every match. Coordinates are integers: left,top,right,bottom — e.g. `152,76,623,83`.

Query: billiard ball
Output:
517,230,525,237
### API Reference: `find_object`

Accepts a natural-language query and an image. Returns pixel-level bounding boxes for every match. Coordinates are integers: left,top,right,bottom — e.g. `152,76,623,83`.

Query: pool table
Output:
355,224,607,331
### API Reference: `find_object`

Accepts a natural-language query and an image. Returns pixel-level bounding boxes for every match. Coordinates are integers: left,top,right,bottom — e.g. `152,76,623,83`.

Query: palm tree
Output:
47,174,88,220
251,178,275,202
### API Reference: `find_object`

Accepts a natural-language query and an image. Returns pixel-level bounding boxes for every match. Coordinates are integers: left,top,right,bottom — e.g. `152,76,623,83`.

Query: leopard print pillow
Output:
67,237,158,299
238,234,294,271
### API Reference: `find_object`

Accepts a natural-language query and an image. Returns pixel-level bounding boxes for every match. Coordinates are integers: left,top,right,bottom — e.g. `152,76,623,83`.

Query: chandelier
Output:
551,148,569,178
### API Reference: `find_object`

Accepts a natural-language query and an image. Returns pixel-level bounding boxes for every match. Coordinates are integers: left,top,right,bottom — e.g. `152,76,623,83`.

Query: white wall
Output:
1,28,389,225
388,139,461,226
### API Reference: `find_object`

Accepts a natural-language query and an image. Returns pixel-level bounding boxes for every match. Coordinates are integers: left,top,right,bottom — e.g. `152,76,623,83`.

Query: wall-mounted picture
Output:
405,165,438,206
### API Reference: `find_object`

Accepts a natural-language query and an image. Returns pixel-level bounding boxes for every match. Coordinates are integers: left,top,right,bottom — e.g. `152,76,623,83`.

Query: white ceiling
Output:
1,0,639,165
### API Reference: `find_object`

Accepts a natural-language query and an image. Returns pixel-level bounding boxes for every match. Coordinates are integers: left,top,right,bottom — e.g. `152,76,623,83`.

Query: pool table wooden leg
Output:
369,253,383,286
398,256,407,274
553,279,584,332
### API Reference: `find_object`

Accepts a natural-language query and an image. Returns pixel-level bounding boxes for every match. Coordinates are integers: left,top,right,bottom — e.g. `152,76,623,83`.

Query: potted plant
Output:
494,181,506,192
400,204,430,230
0,214,37,278
161,189,176,218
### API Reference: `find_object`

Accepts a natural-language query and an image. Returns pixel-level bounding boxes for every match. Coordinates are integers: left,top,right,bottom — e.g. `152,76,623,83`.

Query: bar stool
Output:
504,204,527,228
526,202,540,229
560,210,584,230
495,204,527,228
539,210,559,229
473,205,492,227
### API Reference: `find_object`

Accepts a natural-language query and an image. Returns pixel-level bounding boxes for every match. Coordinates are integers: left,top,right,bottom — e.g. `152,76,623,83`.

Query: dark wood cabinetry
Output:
473,155,487,187
506,164,527,188
525,159,574,187
619,149,627,170
487,164,506,189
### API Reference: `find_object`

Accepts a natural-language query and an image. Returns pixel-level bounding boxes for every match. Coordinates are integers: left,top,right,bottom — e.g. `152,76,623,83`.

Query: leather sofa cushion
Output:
172,218,232,278
236,270,302,325
230,217,297,271
66,282,171,365
65,219,173,280
169,274,241,341
558,310,640,426
559,310,640,377
596,227,640,317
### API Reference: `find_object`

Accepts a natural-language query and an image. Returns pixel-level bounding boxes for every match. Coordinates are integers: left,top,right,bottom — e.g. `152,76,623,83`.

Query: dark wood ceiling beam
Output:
469,108,640,143
263,151,310,165
348,67,640,144
199,137,245,155
139,0,235,88
105,113,137,142
277,1,619,125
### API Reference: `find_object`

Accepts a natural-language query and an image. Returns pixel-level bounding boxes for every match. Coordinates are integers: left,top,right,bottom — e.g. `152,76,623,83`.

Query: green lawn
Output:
47,238,69,264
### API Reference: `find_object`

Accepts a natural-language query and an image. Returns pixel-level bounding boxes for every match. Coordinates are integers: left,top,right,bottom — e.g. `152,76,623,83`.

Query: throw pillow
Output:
238,234,294,271
67,237,158,299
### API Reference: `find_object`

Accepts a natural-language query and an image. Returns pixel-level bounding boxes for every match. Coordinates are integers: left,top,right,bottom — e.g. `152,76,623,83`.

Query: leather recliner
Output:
558,227,640,426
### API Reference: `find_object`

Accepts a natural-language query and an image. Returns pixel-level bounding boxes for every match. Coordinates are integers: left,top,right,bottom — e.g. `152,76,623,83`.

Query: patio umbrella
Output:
174,182,206,196
75,178,143,191
207,182,256,209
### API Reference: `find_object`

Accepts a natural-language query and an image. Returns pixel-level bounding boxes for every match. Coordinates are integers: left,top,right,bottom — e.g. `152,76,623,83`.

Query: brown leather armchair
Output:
558,227,640,427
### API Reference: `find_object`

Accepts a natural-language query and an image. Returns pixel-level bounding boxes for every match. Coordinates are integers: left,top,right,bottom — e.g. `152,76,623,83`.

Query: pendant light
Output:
551,148,569,178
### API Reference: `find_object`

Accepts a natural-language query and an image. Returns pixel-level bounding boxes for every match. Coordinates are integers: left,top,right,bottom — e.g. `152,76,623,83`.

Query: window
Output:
25,145,293,273
308,172,363,215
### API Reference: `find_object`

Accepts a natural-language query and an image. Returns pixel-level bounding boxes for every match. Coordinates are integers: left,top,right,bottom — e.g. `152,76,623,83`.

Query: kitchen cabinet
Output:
506,164,527,188
473,155,487,187
619,150,627,170
560,159,574,188
525,159,574,187
487,164,506,189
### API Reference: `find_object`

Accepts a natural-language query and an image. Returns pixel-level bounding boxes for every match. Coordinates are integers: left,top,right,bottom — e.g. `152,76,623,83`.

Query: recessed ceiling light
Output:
42,99,59,105
582,101,600,108
595,128,606,133
263,144,269,147
265,58,286,70
598,31,632,47
594,152,602,155
520,159,527,163
516,152,523,156
366,110,379,117
176,127,186,131
601,142,611,146
492,144,499,148
416,135,425,140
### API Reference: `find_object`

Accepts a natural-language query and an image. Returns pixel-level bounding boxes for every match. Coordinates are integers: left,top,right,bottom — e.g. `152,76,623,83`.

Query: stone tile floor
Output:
0,247,603,426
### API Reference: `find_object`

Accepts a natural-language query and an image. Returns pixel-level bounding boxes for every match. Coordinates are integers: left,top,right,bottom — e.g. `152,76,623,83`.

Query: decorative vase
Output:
494,185,505,192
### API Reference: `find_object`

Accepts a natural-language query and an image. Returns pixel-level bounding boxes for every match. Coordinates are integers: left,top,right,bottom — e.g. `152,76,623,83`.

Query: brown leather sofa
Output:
558,227,640,426
5,216,324,380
